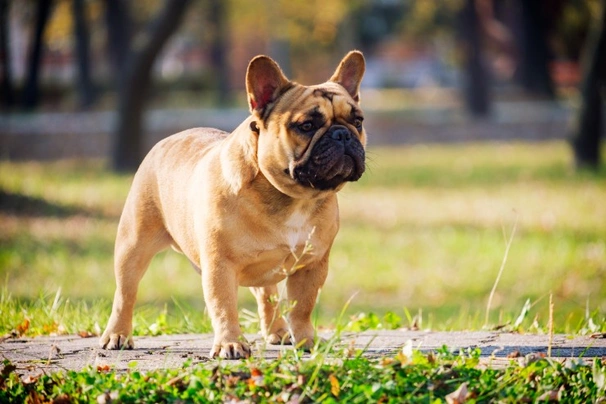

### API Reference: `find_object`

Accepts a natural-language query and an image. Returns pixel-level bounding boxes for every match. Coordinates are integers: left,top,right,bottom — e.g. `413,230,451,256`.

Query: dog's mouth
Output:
289,126,365,191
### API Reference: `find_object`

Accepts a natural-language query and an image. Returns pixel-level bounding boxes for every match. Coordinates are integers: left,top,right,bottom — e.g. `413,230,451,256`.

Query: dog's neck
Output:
248,167,335,218
219,117,260,194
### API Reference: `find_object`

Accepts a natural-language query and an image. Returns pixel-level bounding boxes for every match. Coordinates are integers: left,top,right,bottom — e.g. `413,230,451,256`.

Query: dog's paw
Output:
293,334,322,352
99,333,134,350
210,340,251,359
266,328,292,345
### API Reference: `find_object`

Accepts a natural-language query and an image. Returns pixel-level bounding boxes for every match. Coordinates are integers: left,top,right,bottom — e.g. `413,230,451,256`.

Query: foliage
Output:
1,343,605,403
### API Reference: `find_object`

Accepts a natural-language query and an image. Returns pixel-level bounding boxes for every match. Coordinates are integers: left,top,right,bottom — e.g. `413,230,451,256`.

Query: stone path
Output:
1,331,604,376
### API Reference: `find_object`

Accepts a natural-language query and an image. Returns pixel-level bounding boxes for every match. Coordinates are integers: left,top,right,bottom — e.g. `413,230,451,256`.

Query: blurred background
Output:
0,0,603,168
0,0,605,334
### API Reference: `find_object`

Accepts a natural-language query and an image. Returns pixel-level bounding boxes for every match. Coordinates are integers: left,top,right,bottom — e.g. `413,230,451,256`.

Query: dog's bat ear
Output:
330,50,365,102
246,56,290,114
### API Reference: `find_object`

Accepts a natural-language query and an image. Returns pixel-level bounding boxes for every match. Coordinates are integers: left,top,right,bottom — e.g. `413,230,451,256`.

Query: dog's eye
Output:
298,122,315,132
354,117,364,129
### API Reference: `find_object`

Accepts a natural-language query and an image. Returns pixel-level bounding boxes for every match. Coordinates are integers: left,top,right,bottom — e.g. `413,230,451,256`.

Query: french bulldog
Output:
100,51,367,358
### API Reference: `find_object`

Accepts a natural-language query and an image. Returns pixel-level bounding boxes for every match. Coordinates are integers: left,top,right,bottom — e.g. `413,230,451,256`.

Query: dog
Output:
100,51,367,359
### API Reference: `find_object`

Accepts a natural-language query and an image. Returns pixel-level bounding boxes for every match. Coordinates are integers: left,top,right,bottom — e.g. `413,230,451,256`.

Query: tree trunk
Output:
571,0,606,169
104,0,131,85
111,0,191,172
515,0,555,99
209,0,230,105
72,0,95,109
0,0,13,109
459,0,491,117
22,0,53,109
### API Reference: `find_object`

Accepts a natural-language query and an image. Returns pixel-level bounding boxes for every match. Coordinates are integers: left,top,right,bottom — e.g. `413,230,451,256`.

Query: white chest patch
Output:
284,211,311,251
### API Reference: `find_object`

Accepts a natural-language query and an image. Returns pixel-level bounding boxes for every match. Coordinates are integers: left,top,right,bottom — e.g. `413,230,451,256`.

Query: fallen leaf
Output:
27,390,43,404
166,375,185,387
537,390,559,401
96,391,118,404
78,331,95,338
590,333,606,339
445,382,468,404
16,319,30,335
287,394,301,404
507,350,522,358
329,374,340,397
22,374,38,384
43,322,58,334
396,339,414,365
96,364,111,372
51,393,72,404
524,352,546,366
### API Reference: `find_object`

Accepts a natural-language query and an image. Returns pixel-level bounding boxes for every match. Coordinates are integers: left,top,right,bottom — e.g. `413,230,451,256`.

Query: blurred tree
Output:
459,0,490,117
398,0,458,43
225,0,360,84
514,0,559,99
104,0,131,82
72,0,95,108
23,0,53,109
553,0,596,61
111,0,191,172
571,0,606,169
209,0,229,105
0,0,13,109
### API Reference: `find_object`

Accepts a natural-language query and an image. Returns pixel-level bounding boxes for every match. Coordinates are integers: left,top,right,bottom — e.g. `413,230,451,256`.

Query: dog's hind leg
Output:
285,253,329,351
250,285,291,345
100,201,171,350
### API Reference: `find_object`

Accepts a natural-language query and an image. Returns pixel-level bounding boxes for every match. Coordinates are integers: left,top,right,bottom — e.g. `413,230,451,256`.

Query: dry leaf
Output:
96,391,118,404
250,367,262,378
329,374,340,397
507,350,522,358
96,364,111,372
51,393,72,404
445,382,468,404
16,319,30,335
537,390,559,401
22,375,38,384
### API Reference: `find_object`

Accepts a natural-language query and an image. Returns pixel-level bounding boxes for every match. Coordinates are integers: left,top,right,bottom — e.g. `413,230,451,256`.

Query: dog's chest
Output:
238,211,316,287
283,211,313,252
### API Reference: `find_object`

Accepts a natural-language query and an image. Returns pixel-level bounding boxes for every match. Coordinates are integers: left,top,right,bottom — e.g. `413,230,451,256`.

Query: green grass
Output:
1,142,606,402
2,343,605,402
1,142,605,337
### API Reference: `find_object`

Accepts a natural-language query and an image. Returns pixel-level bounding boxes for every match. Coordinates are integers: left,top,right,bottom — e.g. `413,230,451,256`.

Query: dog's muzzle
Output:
292,125,365,190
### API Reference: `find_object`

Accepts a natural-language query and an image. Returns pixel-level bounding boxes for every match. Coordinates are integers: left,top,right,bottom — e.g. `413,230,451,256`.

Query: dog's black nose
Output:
329,126,352,144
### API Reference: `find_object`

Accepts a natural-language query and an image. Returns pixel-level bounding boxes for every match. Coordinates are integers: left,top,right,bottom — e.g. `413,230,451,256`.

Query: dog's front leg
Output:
286,254,329,351
203,262,250,359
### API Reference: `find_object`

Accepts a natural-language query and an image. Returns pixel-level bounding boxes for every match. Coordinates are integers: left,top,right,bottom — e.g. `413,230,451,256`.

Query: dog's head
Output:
246,51,366,198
